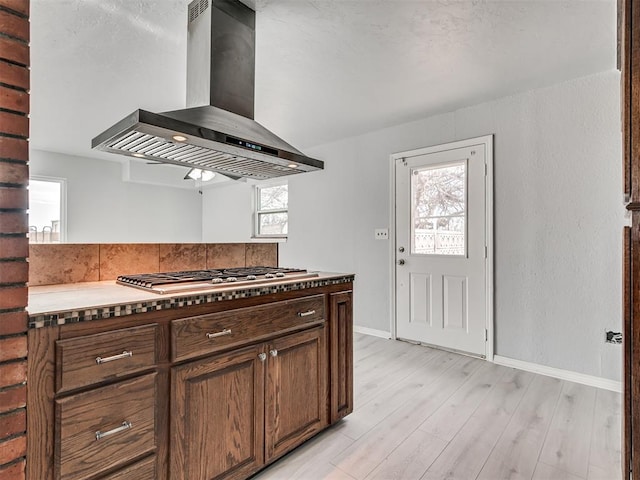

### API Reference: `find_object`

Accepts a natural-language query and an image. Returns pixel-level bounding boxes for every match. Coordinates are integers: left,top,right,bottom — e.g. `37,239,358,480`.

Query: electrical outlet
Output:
374,228,389,240
605,330,622,344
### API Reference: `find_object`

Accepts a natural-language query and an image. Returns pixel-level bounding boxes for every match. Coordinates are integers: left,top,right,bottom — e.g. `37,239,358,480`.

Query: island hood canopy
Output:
91,0,324,180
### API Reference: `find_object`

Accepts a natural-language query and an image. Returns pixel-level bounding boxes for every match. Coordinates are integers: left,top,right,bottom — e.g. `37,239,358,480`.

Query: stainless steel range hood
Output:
91,0,323,180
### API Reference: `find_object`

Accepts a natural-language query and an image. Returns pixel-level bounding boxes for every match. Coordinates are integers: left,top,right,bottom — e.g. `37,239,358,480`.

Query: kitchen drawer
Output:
56,324,157,393
99,455,156,480
55,373,157,480
172,295,325,362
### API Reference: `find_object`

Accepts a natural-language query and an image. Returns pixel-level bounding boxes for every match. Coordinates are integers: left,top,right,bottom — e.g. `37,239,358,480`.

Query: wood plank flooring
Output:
253,333,622,480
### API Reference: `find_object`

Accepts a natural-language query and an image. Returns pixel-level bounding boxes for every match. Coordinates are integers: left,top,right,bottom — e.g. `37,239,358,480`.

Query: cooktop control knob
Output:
226,277,238,282
265,273,276,279
211,278,224,284
247,275,257,280
275,272,286,278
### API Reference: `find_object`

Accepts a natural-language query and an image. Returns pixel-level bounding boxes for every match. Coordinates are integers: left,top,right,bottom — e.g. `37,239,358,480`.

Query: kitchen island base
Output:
27,282,353,480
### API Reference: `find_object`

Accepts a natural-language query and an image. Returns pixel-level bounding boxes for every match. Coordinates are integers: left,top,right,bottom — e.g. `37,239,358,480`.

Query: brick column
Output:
0,0,29,479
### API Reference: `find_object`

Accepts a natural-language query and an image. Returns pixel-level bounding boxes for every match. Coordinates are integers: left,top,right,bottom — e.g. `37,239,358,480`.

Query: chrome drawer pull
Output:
95,351,133,365
206,328,232,339
95,421,132,441
258,353,267,362
269,349,278,357
297,310,316,317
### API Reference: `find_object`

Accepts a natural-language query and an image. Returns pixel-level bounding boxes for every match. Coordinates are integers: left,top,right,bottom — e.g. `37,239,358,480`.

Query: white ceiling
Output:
30,0,616,162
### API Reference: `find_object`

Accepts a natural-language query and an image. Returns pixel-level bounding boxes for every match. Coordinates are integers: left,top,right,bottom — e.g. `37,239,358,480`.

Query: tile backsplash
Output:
99,243,160,281
29,243,278,286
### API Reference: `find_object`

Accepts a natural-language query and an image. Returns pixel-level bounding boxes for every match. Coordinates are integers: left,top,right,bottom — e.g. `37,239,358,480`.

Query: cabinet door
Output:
265,327,328,461
171,345,265,480
329,291,353,423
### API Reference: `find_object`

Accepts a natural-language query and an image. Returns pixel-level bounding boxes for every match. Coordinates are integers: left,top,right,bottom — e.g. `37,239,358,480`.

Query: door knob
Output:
397,259,405,265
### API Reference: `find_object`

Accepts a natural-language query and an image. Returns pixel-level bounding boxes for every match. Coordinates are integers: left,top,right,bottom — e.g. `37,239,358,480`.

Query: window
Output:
411,161,466,256
29,177,66,243
255,183,288,237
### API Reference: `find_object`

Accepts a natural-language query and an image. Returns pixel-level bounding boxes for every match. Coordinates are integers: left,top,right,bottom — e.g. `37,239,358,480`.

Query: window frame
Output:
253,181,288,239
29,175,67,243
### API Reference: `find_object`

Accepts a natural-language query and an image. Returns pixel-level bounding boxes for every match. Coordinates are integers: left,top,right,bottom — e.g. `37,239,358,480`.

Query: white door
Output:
395,138,491,357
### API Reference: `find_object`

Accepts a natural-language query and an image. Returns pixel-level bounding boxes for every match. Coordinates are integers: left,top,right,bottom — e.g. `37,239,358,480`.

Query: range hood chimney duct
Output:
91,0,323,180
186,0,255,117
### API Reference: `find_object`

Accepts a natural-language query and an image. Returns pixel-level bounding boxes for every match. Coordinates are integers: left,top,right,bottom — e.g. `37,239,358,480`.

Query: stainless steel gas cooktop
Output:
117,267,318,295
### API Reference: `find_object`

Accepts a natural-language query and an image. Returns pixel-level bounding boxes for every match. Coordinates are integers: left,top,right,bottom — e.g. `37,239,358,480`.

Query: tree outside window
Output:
411,162,466,255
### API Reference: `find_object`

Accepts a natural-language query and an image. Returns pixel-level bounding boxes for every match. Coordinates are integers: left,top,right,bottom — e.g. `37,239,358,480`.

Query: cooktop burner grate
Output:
117,267,307,289
221,267,296,277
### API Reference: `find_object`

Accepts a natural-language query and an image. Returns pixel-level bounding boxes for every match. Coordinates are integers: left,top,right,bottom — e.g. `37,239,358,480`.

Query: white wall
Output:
455,71,624,381
203,72,626,380
202,71,624,380
30,150,203,243
202,182,254,242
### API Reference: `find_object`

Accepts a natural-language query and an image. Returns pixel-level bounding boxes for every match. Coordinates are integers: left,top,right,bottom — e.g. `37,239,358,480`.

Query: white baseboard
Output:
353,326,391,339
493,355,621,393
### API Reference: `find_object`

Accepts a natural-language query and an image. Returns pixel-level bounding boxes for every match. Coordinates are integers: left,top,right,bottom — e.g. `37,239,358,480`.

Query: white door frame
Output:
388,135,494,360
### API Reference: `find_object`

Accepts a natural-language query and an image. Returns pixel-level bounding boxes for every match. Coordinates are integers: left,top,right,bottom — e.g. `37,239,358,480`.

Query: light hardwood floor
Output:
254,333,622,480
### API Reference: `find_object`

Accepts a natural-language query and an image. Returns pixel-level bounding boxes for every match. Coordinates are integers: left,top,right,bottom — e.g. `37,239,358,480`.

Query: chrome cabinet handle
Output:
206,329,232,339
258,353,267,362
297,310,316,317
95,351,132,365
95,421,132,441
270,349,278,357
397,259,405,265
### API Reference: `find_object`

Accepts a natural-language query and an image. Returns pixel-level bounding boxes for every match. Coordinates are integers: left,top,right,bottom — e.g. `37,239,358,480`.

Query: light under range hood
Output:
91,0,324,180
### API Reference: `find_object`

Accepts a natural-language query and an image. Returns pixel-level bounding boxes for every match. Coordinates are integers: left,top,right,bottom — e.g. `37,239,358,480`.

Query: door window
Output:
411,161,466,256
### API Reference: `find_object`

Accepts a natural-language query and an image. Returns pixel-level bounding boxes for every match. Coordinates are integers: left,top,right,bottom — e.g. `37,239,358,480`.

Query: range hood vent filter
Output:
108,131,299,180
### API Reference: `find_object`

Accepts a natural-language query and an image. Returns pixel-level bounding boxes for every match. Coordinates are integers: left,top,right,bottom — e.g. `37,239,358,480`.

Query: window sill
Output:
250,236,288,243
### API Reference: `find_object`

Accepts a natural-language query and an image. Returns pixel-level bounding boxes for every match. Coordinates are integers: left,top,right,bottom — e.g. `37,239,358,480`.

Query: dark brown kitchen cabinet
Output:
329,291,353,423
27,282,353,480
265,327,328,461
171,326,327,480
32,324,160,480
55,374,157,480
55,324,157,394
170,295,325,363
171,344,265,480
